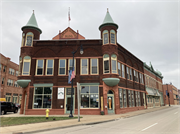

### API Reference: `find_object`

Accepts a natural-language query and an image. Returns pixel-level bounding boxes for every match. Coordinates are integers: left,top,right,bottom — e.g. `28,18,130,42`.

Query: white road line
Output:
141,123,158,131
174,112,178,114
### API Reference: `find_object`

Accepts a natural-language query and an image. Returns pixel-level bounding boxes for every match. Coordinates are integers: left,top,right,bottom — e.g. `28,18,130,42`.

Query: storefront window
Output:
119,88,123,108
81,85,99,108
136,91,138,106
138,92,141,106
123,89,127,108
33,87,52,108
128,90,131,107
131,91,134,107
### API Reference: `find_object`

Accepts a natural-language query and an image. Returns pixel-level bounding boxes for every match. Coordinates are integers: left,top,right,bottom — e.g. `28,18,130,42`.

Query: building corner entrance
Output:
107,90,115,114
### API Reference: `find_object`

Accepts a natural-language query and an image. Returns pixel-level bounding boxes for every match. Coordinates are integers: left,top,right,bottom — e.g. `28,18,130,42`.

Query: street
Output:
35,105,180,134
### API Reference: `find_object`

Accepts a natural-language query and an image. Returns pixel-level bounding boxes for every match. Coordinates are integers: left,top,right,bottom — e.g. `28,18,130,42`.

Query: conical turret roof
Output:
99,9,118,30
21,11,42,34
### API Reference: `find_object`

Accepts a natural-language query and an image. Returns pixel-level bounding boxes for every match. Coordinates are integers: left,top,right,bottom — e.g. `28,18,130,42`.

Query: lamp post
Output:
69,45,83,118
166,84,170,107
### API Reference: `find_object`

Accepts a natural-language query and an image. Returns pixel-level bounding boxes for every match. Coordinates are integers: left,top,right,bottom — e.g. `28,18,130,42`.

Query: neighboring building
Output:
163,84,179,105
18,10,146,115
178,90,180,105
0,53,23,104
143,62,164,108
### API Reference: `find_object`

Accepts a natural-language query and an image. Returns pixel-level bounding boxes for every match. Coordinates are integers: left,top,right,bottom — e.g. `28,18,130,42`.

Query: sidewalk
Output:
0,106,170,134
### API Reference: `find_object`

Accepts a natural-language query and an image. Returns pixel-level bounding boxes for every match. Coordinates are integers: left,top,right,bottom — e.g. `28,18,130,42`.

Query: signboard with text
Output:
58,88,64,99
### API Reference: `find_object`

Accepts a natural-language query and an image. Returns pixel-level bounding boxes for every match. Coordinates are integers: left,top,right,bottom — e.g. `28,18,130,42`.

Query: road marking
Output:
141,123,158,131
174,112,178,114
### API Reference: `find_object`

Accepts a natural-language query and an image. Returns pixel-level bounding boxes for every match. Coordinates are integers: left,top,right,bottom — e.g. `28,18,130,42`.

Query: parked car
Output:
1,102,18,115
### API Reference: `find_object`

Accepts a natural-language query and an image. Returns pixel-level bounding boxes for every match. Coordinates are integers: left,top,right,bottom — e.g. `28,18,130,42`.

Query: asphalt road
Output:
35,105,180,134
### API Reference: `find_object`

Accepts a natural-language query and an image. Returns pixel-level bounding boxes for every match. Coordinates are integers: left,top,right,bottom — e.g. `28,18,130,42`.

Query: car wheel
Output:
1,110,5,115
14,109,18,113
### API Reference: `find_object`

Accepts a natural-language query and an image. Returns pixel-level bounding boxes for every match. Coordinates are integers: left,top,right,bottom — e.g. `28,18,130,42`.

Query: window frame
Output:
103,30,109,45
128,90,132,107
119,88,123,108
123,89,127,108
103,54,110,74
22,57,31,75
126,66,129,79
46,59,54,75
122,64,125,78
25,32,34,46
68,59,76,74
59,59,66,75
36,59,44,76
111,54,117,74
110,30,116,44
90,58,98,75
81,58,88,75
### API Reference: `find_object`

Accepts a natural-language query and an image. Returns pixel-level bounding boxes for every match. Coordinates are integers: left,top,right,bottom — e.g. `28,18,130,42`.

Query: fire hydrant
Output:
46,109,49,119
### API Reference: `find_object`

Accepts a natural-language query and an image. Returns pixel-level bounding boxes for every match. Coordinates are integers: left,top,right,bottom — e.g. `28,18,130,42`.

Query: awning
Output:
146,87,161,96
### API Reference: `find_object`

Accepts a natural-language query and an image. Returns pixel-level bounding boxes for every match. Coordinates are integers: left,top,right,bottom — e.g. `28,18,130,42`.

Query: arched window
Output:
103,30,109,45
25,32,33,46
110,30,116,44
111,54,117,73
103,54,109,74
22,56,31,75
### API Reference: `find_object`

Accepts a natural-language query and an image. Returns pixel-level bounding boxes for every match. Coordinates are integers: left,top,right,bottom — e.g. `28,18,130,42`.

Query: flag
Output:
68,70,72,84
68,7,71,21
70,67,75,81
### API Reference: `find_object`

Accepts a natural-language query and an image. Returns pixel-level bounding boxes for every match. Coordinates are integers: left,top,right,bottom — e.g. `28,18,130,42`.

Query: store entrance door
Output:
107,90,114,114
65,88,74,114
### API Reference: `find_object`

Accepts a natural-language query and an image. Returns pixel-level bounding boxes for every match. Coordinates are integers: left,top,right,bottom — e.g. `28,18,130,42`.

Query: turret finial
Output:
107,8,109,12
33,10,34,14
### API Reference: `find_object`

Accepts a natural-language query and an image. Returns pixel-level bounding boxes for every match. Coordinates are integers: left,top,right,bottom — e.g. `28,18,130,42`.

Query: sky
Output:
0,0,180,89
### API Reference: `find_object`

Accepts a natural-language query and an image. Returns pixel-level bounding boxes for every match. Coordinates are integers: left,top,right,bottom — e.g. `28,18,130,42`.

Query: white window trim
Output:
68,59,76,75
111,55,117,74
103,55,110,74
81,58,89,75
46,59,54,75
22,59,31,75
90,58,98,75
25,33,34,46
103,31,109,45
36,59,44,75
110,31,116,44
59,59,66,75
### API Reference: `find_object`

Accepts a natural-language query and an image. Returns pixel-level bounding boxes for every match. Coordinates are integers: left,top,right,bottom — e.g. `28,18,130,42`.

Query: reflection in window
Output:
119,88,123,108
123,89,127,108
118,62,121,76
81,59,88,74
33,87,52,108
69,59,76,74
110,30,115,44
25,32,33,46
103,30,108,45
36,60,44,75
46,59,53,75
91,59,98,74
122,64,125,78
103,54,109,74
81,86,99,108
128,90,132,107
59,59,66,75
22,56,31,75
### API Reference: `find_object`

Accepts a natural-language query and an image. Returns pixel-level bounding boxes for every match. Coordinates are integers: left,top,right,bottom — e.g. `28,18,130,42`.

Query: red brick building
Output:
163,84,179,105
18,10,146,115
0,53,23,104
144,62,164,108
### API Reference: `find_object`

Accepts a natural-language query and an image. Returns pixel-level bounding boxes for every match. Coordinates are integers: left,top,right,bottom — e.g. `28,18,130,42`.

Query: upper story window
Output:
103,30,109,45
46,59,54,75
68,59,76,74
81,59,88,75
36,59,44,75
122,64,125,78
0,64,2,71
2,77,5,85
118,62,121,76
25,32,33,46
16,71,18,76
14,81,18,87
7,79,13,86
91,58,98,74
139,73,144,84
111,54,117,73
59,59,66,75
126,67,129,79
9,68,15,75
3,66,6,72
136,71,139,82
103,54,109,74
110,30,116,44
22,56,31,75
129,68,133,80
19,57,22,76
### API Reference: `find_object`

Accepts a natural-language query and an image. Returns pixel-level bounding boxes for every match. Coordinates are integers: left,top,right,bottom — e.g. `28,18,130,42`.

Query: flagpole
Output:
68,7,70,27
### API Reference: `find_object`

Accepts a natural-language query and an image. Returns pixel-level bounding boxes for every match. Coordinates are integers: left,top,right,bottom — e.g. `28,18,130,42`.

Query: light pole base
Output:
69,114,74,118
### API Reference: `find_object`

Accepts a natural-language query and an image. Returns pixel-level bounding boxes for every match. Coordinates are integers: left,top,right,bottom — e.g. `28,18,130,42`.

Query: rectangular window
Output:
103,33,108,44
126,67,129,79
111,57,117,73
14,81,18,87
23,62,30,75
59,59,66,75
3,66,6,72
26,36,33,46
122,64,125,78
91,59,98,74
2,77,5,85
119,88,123,108
110,33,115,44
12,94,18,103
81,59,88,75
118,62,121,76
69,59,76,74
138,92,141,106
33,87,52,108
46,59,53,75
81,85,99,108
36,60,44,75
0,64,2,71
134,70,136,81
128,90,131,107
123,89,127,108
136,71,139,82
6,93,11,102
104,58,109,73
139,73,142,83
135,91,138,106
131,91,134,107
129,68,132,80
16,71,18,76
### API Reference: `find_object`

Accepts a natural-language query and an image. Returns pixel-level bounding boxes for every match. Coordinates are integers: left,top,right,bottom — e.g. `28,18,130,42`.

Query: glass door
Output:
65,88,74,114
107,95,114,114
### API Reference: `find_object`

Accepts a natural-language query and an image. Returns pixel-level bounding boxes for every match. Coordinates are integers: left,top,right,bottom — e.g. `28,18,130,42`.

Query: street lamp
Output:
69,45,83,118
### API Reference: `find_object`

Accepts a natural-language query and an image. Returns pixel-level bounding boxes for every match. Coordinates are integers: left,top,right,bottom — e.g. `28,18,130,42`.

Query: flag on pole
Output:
68,70,72,84
68,7,71,21
70,67,75,81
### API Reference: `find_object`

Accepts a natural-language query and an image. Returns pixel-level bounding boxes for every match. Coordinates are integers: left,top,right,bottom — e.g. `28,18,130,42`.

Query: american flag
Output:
70,67,75,81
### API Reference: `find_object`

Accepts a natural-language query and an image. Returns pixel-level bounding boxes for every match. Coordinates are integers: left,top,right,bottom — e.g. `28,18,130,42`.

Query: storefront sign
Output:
58,88,64,99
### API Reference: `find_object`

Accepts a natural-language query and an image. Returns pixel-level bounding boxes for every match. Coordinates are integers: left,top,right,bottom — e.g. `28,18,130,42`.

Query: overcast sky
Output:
0,0,179,89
